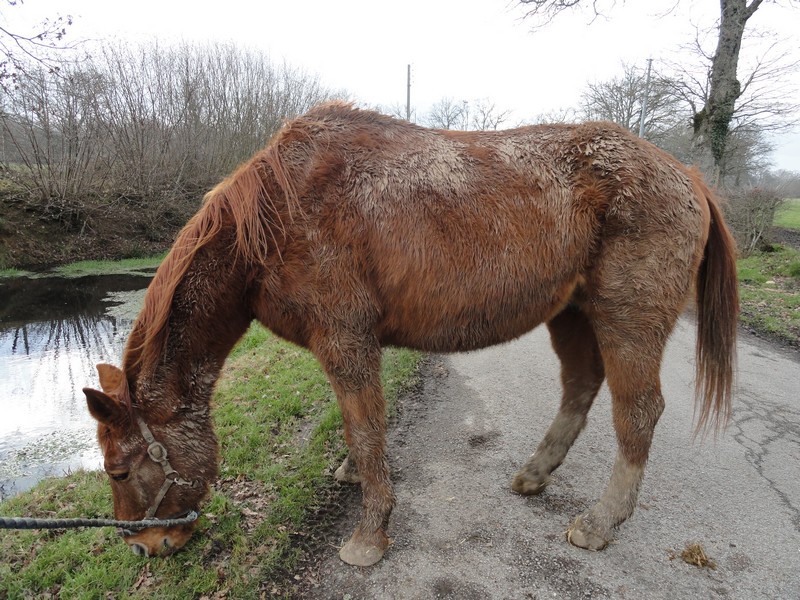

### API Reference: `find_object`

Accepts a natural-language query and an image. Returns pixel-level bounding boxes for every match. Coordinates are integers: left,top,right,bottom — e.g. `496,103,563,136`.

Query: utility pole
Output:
638,58,653,138
406,64,411,121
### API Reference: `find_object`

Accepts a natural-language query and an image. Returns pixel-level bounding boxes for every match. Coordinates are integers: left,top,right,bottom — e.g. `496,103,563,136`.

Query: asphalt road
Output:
303,318,800,599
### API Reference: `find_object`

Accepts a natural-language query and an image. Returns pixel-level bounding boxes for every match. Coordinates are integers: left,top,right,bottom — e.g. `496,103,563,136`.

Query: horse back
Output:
256,104,705,353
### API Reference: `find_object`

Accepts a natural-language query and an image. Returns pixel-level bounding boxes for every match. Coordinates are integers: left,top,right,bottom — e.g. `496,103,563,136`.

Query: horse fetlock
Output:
566,512,612,551
511,468,550,496
339,528,390,567
334,455,362,484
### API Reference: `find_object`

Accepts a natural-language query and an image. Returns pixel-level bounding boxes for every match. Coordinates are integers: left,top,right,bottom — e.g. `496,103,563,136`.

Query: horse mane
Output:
121,101,398,379
122,141,299,377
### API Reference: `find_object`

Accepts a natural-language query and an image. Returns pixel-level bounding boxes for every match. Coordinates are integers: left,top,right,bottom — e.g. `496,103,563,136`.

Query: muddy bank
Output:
0,192,196,270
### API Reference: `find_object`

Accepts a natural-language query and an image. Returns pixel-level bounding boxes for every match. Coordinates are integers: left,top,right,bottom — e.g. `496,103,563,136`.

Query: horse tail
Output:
693,175,739,434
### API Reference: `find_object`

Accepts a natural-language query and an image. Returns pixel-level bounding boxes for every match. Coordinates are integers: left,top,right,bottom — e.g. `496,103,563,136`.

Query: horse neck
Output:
129,227,254,422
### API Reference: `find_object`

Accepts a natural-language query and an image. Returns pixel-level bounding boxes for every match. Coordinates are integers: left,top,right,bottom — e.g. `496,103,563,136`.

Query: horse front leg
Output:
334,453,362,483
513,306,605,495
316,336,393,566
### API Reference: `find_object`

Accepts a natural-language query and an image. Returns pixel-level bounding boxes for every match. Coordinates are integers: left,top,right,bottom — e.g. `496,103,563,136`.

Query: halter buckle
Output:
136,416,196,520
147,441,168,463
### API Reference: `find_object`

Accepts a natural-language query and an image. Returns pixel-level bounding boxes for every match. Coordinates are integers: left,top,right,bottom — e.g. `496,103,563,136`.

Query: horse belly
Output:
375,263,580,352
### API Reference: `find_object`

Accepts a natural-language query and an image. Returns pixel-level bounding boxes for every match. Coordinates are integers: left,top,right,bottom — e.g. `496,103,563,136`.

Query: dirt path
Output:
297,319,800,599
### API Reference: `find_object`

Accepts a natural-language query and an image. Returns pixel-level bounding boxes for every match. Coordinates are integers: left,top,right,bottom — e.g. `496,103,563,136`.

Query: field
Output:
733,197,800,347
737,245,800,347
773,198,800,230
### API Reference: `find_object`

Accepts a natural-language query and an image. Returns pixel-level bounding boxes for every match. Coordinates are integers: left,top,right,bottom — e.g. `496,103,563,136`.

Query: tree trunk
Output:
693,0,763,183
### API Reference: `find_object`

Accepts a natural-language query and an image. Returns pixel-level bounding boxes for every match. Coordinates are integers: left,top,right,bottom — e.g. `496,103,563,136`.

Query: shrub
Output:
723,186,785,256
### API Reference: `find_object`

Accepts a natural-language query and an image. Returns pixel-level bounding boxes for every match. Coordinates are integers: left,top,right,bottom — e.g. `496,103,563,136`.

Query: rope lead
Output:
0,511,199,531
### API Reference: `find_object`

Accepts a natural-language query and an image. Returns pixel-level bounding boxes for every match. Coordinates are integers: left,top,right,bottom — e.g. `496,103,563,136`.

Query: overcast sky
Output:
6,0,800,170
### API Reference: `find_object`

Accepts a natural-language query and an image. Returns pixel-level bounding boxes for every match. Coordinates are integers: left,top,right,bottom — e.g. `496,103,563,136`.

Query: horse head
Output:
83,363,218,557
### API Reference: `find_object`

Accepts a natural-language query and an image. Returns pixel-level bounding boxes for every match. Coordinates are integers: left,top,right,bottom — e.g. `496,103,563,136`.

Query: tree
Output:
380,101,416,123
664,25,799,180
518,0,795,183
579,62,685,145
691,0,763,179
424,98,511,131
579,62,779,184
0,41,336,228
425,97,467,130
470,98,510,131
0,1,74,90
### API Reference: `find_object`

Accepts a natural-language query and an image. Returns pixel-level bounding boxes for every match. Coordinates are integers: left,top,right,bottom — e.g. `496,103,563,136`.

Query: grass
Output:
734,200,800,346
0,324,421,598
0,268,30,278
52,254,167,277
0,254,166,279
737,244,800,346
774,198,800,230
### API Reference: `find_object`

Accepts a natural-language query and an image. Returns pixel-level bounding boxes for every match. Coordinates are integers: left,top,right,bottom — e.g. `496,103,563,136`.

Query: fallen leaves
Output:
669,542,717,570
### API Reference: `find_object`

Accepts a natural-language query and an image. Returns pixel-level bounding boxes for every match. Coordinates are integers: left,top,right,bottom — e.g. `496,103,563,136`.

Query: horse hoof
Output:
339,538,385,567
566,515,610,551
511,472,550,495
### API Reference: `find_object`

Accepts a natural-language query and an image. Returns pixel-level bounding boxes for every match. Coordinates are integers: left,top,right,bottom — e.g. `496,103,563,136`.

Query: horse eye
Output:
110,472,129,482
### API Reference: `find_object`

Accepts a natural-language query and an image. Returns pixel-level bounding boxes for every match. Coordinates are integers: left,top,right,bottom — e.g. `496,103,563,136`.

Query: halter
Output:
136,416,199,520
0,420,200,533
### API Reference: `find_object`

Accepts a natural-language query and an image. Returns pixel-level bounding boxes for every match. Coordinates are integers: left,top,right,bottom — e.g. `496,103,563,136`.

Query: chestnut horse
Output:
83,102,738,566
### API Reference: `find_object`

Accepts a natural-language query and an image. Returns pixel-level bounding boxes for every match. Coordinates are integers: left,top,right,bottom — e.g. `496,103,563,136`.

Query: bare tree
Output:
665,27,799,177
579,62,777,184
0,1,74,90
0,60,109,222
425,97,468,130
380,102,416,123
517,0,610,26
691,0,764,180
767,169,800,198
528,106,579,124
425,98,512,131
470,99,510,131
580,63,685,142
0,41,337,228
518,0,797,183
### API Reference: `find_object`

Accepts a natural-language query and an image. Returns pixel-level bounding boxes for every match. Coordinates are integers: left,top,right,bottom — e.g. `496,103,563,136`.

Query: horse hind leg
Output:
566,325,668,550
564,213,698,550
513,305,605,495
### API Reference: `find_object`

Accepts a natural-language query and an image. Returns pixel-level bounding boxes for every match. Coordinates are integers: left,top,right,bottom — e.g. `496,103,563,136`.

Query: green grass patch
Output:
1,253,166,279
52,253,167,278
737,244,800,346
0,325,421,598
774,198,800,230
0,268,31,278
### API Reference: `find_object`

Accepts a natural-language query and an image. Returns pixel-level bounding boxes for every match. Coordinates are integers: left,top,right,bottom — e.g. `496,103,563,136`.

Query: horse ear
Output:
96,363,126,394
84,387,128,427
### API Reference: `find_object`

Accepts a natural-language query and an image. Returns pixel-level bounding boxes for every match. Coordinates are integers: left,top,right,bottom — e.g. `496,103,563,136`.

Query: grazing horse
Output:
83,102,738,566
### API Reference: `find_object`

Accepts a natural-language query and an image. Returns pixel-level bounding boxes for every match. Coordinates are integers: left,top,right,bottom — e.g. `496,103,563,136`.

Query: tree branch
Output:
516,0,614,27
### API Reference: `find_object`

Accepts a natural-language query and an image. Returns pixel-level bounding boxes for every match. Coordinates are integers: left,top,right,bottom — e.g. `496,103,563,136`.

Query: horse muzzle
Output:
122,522,196,557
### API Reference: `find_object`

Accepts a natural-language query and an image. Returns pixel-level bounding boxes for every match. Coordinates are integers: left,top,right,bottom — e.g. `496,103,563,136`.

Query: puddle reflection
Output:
0,275,150,500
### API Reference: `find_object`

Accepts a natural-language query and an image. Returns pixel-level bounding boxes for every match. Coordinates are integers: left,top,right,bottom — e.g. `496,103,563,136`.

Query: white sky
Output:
6,0,800,170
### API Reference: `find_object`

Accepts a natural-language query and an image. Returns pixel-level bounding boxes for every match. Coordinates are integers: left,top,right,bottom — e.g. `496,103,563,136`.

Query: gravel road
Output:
300,318,800,599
